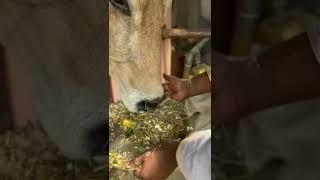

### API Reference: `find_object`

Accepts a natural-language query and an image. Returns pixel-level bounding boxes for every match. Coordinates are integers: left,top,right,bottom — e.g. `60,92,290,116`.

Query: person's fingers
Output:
163,74,179,82
134,156,145,166
129,155,145,169
163,83,176,98
132,152,153,179
172,94,183,102
164,91,170,98
162,83,170,91
163,74,171,81
134,168,142,179
163,82,175,92
163,74,186,91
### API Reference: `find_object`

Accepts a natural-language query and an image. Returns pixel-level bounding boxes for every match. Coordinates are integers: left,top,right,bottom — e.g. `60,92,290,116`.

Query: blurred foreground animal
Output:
0,0,107,159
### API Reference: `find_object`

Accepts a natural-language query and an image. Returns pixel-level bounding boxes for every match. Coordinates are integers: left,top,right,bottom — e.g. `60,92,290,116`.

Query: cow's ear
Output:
163,0,173,15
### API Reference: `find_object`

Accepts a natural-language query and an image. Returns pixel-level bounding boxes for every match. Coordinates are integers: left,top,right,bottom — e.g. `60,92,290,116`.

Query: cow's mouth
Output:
136,97,164,112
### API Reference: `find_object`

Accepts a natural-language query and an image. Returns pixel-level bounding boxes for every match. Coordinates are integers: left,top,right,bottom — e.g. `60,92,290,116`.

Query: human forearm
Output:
241,33,320,118
186,72,211,98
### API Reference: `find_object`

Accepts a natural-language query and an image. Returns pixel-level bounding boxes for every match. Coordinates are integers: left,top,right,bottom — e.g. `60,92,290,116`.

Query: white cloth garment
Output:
176,130,212,180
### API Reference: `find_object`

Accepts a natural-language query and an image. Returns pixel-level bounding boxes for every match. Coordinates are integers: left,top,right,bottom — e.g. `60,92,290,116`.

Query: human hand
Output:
129,143,179,180
162,74,192,101
162,51,252,125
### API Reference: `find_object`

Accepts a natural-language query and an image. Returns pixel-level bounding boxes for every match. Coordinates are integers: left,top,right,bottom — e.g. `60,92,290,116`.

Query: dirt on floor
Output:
0,124,106,180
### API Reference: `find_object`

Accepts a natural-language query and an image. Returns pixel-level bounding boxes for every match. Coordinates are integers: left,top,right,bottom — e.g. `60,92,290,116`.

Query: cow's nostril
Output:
137,99,161,112
137,101,147,111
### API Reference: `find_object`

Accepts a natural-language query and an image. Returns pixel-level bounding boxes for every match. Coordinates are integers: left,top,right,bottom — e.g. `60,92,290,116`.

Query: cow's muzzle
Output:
136,97,164,112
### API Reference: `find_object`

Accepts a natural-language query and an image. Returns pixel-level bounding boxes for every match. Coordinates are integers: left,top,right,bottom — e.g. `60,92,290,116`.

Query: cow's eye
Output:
110,0,131,16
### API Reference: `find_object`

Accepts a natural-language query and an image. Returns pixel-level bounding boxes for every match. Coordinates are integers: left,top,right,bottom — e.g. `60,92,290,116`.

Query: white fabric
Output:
307,22,320,64
176,130,212,180
175,67,212,180
207,67,211,82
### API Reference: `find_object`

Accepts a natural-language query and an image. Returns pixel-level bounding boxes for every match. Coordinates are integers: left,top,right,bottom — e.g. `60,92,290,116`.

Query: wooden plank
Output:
110,78,120,103
162,28,211,39
161,6,172,83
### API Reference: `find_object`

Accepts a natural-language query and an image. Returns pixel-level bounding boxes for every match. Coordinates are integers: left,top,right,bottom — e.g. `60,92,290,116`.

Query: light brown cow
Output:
109,0,173,112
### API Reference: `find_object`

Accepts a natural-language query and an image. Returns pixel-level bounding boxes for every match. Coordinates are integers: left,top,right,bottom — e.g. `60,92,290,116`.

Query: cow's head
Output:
109,0,172,112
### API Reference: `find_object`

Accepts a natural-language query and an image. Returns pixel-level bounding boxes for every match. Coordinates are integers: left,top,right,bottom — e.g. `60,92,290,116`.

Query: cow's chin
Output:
120,92,139,112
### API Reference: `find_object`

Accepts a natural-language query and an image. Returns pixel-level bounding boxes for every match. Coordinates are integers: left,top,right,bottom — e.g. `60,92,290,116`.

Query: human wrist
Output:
186,73,211,98
180,79,194,100
217,55,261,123
234,54,274,118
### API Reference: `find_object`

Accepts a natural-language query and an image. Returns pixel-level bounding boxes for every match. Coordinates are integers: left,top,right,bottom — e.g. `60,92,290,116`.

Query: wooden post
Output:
109,78,120,103
161,6,172,83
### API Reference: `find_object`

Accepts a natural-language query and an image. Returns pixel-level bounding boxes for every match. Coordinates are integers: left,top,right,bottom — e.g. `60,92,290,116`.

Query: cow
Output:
109,0,212,125
109,0,173,112
0,0,107,160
